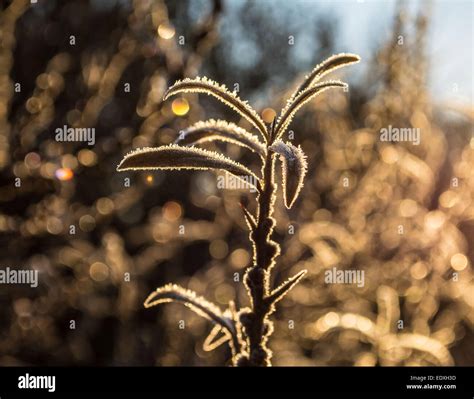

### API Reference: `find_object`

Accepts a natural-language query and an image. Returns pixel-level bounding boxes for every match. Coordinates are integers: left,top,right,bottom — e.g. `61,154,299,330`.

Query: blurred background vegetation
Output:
0,0,472,366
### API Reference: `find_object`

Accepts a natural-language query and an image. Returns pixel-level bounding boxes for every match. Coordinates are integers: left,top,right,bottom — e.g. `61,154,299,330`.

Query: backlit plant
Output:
117,53,360,366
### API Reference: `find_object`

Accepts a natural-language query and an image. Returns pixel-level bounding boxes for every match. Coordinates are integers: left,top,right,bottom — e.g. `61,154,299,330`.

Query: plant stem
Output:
243,146,278,366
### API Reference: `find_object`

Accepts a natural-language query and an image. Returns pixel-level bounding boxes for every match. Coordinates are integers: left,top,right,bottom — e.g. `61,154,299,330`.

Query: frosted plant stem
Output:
243,146,279,366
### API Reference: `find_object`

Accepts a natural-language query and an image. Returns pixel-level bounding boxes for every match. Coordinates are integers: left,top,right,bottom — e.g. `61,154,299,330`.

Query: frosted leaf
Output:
176,119,266,158
164,77,268,141
269,140,308,208
266,270,307,305
275,80,347,140
117,144,259,189
144,283,235,334
290,53,360,101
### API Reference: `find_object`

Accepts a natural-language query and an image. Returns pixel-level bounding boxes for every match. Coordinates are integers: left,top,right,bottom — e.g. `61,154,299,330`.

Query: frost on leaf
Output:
144,283,235,334
291,53,360,100
202,301,244,353
164,77,268,140
203,324,232,352
117,144,259,189
240,203,257,231
269,140,308,208
275,80,347,140
176,119,266,158
266,270,307,305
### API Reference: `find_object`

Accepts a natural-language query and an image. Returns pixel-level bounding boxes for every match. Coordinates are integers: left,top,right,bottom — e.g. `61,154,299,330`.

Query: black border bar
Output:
0,366,472,396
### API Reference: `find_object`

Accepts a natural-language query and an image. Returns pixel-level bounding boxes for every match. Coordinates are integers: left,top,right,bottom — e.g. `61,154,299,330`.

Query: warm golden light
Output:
262,107,277,123
24,152,41,169
424,210,446,230
79,215,96,232
399,199,418,217
162,201,182,222
380,146,399,164
89,262,109,282
410,262,428,280
54,167,74,181
1,0,471,370
171,98,189,116
158,23,175,39
96,197,114,215
324,312,340,328
450,253,468,271
230,248,250,269
209,239,228,259
78,149,97,166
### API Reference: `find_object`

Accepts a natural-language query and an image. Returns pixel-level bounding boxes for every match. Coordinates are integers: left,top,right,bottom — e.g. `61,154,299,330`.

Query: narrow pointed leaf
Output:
266,270,307,305
275,80,347,140
291,53,360,100
144,283,235,333
164,77,268,141
269,140,308,208
226,301,244,356
203,324,231,352
175,119,266,158
117,144,259,189
240,203,257,230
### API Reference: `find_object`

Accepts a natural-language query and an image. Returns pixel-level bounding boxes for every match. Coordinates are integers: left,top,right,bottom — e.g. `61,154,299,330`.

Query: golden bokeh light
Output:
79,215,96,232
410,262,428,280
324,312,340,328
171,98,189,116
399,199,418,217
89,262,109,282
380,146,399,164
162,201,182,222
24,152,41,170
450,253,468,271
96,197,115,215
261,107,277,123
157,23,175,39
230,248,250,269
25,97,41,113
209,239,228,260
61,154,78,170
46,217,63,235
78,149,97,166
214,283,235,305
54,167,74,181
424,210,446,230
